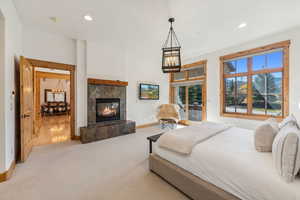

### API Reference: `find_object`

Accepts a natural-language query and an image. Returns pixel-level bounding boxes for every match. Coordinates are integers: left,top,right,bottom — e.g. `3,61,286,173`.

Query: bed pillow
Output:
279,114,299,129
255,118,279,152
272,124,300,182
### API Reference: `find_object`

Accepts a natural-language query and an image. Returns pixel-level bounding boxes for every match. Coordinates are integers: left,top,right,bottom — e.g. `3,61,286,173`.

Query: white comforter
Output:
154,127,300,200
158,122,230,155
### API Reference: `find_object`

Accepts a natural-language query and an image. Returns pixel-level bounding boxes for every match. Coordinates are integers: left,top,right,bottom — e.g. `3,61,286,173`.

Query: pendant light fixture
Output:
162,18,182,73
52,79,64,93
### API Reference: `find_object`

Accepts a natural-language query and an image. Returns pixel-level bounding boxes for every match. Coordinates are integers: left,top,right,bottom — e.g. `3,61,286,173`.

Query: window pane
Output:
252,73,267,115
252,72,283,116
174,86,187,120
188,67,205,79
224,77,247,114
266,72,282,116
188,85,202,121
225,77,235,94
236,76,247,113
225,95,235,113
253,54,266,71
236,58,247,73
224,61,236,74
225,78,236,112
253,51,283,71
267,51,283,69
173,71,185,81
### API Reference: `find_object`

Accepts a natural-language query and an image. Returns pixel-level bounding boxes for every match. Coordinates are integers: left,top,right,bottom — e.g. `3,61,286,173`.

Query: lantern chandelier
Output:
162,18,182,73
51,79,65,93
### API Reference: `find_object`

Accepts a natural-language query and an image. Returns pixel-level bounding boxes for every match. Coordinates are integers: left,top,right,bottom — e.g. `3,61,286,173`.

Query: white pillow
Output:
255,118,279,152
279,114,299,129
272,124,300,182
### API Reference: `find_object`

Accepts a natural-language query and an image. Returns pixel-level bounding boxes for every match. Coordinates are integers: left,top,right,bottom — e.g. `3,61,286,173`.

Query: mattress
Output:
154,127,300,200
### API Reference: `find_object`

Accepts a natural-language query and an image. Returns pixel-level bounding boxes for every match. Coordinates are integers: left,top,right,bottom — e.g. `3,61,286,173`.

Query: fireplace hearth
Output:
96,98,120,122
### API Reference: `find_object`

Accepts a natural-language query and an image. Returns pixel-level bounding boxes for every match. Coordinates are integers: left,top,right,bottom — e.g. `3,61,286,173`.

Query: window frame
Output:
220,40,290,120
169,60,207,121
170,60,207,83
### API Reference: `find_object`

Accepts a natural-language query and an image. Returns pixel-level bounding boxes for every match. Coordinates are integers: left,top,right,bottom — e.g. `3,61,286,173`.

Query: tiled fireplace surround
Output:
88,84,126,124
80,79,136,143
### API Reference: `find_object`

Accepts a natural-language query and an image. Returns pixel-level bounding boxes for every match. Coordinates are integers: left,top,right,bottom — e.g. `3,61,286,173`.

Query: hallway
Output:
34,115,71,146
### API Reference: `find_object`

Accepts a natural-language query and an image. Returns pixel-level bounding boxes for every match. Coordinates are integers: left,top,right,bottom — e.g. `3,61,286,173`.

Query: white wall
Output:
0,0,23,172
183,26,300,130
0,9,6,173
87,41,126,81
86,0,170,126
23,26,76,65
22,28,89,136
75,40,87,134
87,39,170,126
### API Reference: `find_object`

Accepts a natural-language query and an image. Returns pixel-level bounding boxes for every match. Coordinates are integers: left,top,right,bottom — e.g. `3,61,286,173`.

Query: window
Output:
188,67,205,78
173,71,185,81
220,41,289,120
171,62,206,82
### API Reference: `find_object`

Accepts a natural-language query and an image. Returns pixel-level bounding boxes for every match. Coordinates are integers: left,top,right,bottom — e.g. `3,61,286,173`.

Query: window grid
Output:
220,41,289,120
171,64,206,83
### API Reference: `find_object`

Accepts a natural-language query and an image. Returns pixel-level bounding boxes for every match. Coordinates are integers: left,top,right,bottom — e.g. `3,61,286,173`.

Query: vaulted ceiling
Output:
169,0,300,57
13,0,300,58
13,0,169,42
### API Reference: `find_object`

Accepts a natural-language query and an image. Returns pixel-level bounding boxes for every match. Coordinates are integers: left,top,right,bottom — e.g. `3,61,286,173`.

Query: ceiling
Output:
13,0,169,42
13,0,300,57
169,0,300,57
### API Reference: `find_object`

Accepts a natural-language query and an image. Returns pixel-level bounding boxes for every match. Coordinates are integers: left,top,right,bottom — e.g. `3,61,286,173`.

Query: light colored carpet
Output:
0,126,189,200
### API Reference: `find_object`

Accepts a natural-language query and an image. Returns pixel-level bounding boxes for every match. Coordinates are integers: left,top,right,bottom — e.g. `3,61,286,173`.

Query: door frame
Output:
34,71,71,138
169,60,207,121
27,58,77,140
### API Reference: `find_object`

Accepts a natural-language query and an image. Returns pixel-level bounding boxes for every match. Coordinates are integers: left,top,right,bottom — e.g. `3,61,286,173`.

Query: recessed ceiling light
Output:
238,22,247,29
84,15,93,21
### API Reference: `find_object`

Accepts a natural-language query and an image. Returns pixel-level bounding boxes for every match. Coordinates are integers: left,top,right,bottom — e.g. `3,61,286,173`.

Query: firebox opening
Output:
96,98,121,122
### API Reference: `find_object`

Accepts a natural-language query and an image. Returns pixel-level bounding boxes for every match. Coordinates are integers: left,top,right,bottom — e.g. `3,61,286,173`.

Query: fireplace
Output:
81,79,135,144
96,98,120,122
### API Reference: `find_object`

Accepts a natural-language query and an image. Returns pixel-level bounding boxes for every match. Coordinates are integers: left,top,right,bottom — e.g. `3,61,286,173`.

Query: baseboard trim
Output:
0,160,16,183
72,135,81,140
136,122,159,129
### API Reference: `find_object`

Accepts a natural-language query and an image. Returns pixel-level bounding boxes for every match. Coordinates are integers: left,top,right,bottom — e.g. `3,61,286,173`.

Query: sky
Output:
226,50,283,77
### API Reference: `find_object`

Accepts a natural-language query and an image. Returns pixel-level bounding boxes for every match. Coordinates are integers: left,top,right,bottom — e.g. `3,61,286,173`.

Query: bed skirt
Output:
149,154,240,200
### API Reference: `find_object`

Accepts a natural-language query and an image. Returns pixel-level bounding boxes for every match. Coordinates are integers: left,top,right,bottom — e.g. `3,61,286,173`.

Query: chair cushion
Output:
255,118,279,152
157,104,181,123
272,124,300,182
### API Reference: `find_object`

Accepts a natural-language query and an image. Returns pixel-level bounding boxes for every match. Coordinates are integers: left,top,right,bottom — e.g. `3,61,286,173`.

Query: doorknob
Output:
21,114,31,118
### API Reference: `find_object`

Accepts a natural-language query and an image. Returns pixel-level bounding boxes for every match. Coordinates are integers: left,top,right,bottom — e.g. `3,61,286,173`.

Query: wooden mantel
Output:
87,78,128,86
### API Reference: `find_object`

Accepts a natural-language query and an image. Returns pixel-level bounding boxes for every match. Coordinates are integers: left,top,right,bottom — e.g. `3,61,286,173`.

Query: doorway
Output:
19,58,75,162
170,60,207,122
33,70,71,146
173,84,205,121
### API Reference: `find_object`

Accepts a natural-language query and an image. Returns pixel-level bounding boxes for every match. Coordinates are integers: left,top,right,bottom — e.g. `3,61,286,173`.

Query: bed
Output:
150,126,300,200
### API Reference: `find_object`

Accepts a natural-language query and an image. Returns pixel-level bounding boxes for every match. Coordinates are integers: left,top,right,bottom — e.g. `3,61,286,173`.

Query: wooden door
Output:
20,56,34,162
172,83,207,122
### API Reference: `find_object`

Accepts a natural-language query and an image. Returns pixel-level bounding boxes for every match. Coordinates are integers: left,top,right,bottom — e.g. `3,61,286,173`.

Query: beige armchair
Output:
156,104,181,129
